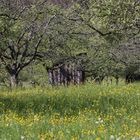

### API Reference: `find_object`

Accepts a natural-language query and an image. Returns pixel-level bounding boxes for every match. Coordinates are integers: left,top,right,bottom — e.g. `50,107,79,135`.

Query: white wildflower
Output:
21,136,25,140
110,135,115,140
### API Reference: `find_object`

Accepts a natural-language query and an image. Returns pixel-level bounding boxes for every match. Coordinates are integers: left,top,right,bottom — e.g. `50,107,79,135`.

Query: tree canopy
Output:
0,0,140,87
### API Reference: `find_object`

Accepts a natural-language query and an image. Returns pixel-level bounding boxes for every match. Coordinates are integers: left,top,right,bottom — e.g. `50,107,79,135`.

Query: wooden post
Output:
77,70,81,84
48,69,53,85
58,68,61,85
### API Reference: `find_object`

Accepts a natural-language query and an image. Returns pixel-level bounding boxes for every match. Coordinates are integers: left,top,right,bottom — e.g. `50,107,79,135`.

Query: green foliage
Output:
0,0,140,86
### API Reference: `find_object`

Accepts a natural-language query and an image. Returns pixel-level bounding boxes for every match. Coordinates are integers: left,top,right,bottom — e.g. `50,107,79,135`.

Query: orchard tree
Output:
111,36,140,83
65,0,140,81
43,0,140,83
0,0,59,87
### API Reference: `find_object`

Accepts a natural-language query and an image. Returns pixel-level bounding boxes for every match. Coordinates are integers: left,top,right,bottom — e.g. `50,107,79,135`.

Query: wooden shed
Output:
48,63,85,86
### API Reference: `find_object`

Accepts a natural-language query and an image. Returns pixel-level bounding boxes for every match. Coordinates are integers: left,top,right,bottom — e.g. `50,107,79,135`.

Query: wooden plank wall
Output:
48,64,85,86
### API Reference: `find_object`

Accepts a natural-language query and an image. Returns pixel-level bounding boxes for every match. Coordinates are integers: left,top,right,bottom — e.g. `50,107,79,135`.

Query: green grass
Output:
0,83,140,140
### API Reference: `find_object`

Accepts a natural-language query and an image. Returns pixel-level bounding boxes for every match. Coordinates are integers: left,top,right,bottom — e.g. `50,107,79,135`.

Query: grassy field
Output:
0,83,140,140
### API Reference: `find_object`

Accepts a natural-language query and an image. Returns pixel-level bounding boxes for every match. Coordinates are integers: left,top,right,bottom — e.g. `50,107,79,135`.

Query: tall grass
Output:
0,83,140,140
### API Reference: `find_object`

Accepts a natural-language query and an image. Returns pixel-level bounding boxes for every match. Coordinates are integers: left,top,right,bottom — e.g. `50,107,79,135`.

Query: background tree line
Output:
0,0,140,88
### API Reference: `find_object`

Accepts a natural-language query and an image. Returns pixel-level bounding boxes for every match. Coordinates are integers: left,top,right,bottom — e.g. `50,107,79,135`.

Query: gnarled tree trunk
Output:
6,64,19,88
10,73,18,88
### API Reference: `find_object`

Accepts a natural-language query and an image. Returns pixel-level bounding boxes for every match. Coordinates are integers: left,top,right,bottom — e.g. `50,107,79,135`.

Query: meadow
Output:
0,83,140,140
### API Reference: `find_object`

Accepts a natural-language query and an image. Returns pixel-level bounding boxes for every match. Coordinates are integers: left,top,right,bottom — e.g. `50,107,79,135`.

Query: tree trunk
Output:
5,64,19,88
10,73,18,88
115,76,119,85
125,74,133,84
